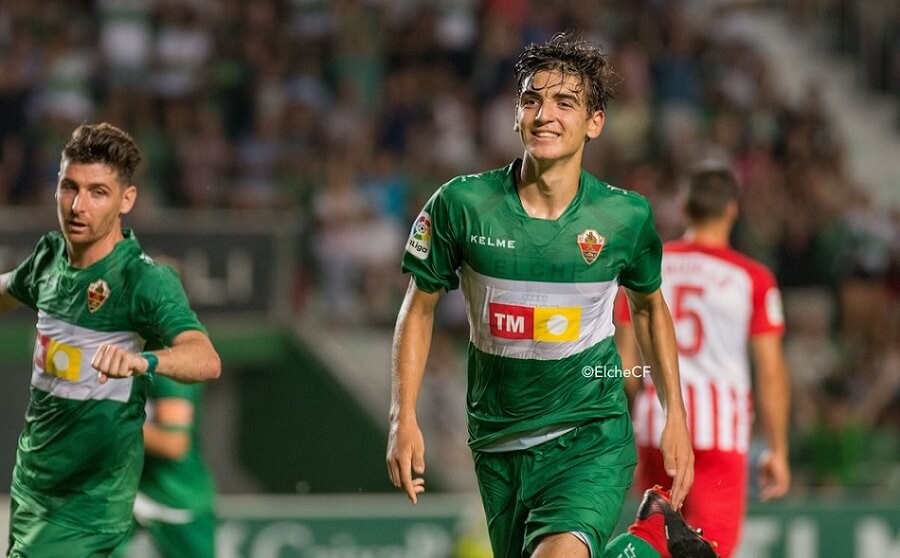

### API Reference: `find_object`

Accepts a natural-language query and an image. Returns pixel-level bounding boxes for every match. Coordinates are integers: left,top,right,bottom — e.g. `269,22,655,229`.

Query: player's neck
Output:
516,157,581,220
684,224,730,247
66,230,124,269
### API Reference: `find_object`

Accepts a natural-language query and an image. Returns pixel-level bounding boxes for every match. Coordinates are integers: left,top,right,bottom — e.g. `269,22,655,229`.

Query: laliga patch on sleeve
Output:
766,287,784,326
406,211,432,260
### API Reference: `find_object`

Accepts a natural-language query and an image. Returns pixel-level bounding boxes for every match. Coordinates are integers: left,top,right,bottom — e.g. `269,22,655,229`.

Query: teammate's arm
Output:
144,397,194,460
0,272,22,314
751,332,790,501
387,278,442,504
625,287,693,509
92,330,221,384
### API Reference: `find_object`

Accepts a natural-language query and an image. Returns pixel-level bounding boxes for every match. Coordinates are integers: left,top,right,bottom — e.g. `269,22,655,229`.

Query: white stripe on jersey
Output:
717,383,735,452
735,386,752,453
460,264,618,361
632,386,652,447
692,382,714,449
31,310,144,402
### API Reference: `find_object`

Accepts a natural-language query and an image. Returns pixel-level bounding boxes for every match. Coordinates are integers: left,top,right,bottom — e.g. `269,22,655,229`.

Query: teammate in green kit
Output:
387,33,718,558
112,375,216,558
0,123,221,557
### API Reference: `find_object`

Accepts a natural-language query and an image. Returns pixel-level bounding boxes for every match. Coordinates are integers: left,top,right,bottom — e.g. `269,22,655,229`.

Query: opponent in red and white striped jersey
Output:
630,241,785,453
616,166,790,558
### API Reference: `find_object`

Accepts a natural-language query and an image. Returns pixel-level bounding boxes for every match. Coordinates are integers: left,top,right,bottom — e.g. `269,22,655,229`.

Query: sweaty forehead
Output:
522,70,585,98
59,159,123,185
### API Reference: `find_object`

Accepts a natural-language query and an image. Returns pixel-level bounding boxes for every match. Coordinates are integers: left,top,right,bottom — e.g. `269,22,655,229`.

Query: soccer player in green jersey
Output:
113,376,216,558
0,123,221,557
386,33,717,558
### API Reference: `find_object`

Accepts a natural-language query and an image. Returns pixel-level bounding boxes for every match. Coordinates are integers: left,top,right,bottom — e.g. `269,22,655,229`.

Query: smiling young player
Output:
387,33,717,558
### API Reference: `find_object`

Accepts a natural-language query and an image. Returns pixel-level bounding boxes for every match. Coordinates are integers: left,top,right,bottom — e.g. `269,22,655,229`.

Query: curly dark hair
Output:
514,32,616,114
62,123,142,185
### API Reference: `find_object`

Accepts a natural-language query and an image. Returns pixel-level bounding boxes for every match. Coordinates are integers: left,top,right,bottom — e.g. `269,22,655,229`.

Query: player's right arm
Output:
387,278,442,504
625,287,693,509
0,272,22,314
93,329,221,384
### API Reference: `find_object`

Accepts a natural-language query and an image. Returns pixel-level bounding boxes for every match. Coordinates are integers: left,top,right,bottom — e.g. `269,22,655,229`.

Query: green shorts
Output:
144,511,216,558
7,497,132,558
472,415,637,558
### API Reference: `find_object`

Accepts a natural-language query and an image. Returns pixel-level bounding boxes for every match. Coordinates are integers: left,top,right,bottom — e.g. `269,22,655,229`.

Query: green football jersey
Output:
402,161,662,450
138,375,215,517
6,230,205,533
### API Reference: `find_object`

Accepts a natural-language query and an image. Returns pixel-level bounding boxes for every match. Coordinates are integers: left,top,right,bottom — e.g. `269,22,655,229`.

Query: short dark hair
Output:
686,169,738,222
514,32,615,114
62,123,142,185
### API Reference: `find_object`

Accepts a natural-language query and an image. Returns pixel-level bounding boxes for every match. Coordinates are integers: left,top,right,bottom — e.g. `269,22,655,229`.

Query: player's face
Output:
516,70,605,164
56,160,136,250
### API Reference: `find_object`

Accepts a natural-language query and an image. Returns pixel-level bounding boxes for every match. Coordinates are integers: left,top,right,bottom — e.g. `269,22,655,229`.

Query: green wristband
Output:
140,352,158,379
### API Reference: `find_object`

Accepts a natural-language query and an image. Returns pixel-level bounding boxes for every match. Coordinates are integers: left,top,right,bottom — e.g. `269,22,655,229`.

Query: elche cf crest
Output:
577,229,605,265
87,279,110,313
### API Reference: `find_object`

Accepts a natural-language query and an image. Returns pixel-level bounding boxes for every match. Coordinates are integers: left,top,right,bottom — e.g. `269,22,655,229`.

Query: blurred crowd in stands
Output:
0,0,896,495
785,0,900,123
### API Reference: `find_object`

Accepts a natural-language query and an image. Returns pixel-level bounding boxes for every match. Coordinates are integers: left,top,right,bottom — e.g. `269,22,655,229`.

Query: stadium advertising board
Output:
214,500,899,558
5,495,896,557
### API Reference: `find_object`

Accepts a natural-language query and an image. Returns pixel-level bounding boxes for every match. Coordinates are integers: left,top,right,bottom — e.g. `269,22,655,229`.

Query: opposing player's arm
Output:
144,397,194,460
93,329,221,384
387,278,442,504
0,272,22,314
751,332,790,500
625,287,693,509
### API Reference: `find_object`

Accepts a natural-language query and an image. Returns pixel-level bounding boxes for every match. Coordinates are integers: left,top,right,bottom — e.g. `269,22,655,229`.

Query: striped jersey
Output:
403,161,663,450
6,230,205,533
138,376,215,522
627,240,784,454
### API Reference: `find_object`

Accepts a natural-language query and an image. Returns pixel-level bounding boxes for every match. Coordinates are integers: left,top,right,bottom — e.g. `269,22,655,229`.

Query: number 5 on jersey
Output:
672,285,704,356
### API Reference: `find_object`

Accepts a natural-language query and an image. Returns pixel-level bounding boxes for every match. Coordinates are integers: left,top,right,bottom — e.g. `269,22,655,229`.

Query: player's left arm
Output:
751,332,790,500
626,287,693,510
93,329,221,384
144,397,194,460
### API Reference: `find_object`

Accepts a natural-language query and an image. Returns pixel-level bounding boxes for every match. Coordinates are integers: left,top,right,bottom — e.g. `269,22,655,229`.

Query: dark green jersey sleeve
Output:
132,264,206,346
401,184,463,293
6,234,58,309
618,202,663,293
151,374,200,400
